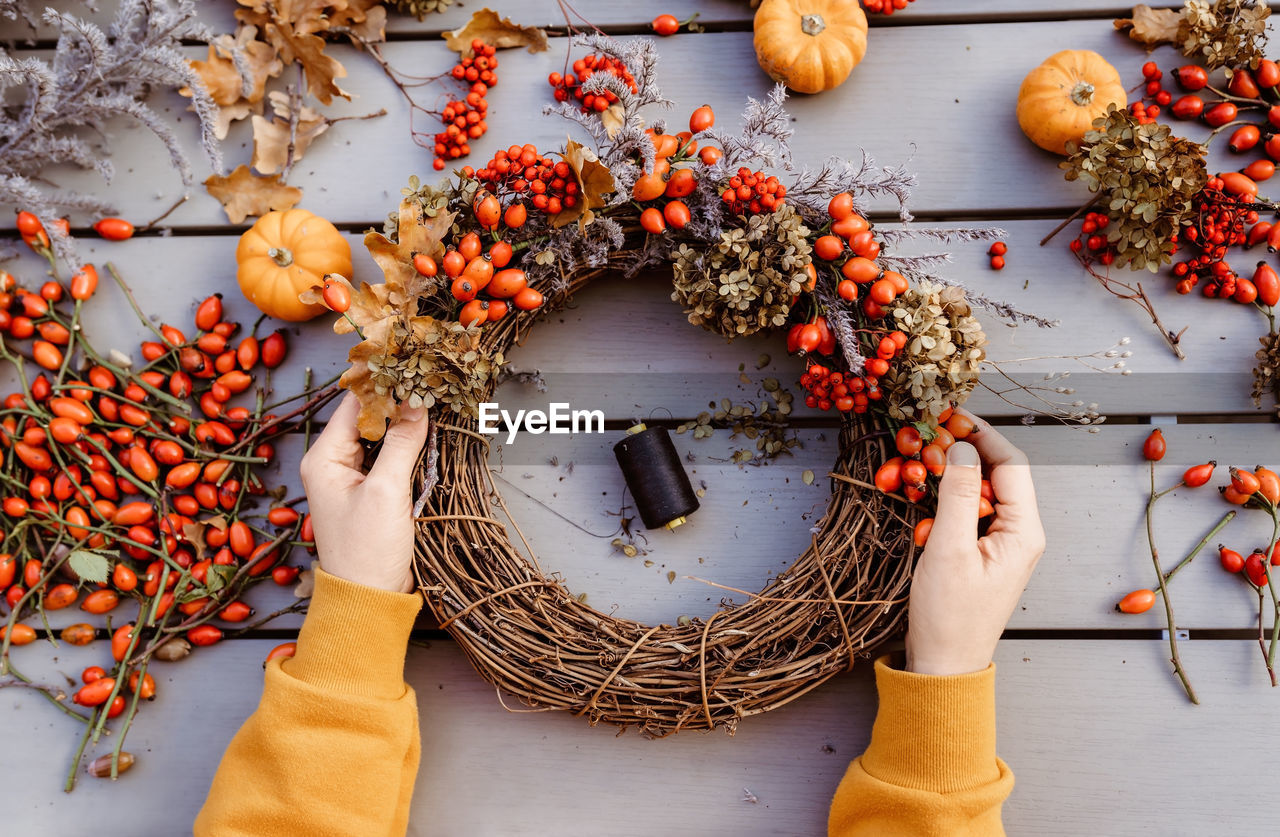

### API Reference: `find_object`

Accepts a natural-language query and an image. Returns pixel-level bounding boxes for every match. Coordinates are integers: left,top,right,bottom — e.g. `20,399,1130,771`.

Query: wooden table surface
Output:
3,2,1278,834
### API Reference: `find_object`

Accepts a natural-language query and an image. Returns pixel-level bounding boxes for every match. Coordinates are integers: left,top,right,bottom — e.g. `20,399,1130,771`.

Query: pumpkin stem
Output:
800,13,826,36
267,246,294,268
1070,80,1096,107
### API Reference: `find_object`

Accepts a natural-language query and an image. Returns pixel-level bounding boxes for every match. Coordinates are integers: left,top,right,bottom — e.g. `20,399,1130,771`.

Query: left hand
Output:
299,393,430,594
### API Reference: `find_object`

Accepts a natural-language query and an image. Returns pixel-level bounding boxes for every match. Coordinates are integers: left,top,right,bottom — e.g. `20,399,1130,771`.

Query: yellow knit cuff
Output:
281,568,423,700
859,655,1001,794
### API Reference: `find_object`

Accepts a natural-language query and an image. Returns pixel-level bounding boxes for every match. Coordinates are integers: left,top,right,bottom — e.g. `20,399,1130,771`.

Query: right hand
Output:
905,411,1046,676
299,393,430,594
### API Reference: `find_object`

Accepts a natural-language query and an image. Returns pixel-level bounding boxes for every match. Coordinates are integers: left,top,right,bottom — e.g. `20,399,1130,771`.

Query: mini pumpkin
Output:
235,209,352,322
753,0,868,95
1017,50,1127,155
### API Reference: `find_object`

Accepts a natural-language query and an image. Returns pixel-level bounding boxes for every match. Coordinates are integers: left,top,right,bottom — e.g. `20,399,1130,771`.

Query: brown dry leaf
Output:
204,164,303,224
336,281,394,335
180,521,210,563
331,0,387,44
266,24,351,104
214,102,254,140
364,199,456,304
251,106,330,174
601,103,626,140
237,0,336,35
551,138,615,230
444,8,549,57
214,25,283,103
186,45,245,106
341,319,400,440
1114,4,1182,47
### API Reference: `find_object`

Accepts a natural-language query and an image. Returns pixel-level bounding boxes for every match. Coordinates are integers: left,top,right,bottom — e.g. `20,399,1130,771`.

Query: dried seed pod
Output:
88,752,134,778
152,637,192,662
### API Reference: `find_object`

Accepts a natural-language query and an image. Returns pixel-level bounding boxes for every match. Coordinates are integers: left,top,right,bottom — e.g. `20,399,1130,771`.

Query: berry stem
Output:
1147,461,1198,704
1161,509,1236,583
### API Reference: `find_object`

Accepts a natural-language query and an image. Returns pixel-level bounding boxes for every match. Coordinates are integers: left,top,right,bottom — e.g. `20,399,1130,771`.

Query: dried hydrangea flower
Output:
882,281,988,423
670,205,813,338
1061,105,1208,272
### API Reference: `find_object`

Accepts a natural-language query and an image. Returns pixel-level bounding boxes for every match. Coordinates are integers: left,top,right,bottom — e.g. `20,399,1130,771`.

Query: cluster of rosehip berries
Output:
547,53,637,114
432,39,498,171
469,144,580,217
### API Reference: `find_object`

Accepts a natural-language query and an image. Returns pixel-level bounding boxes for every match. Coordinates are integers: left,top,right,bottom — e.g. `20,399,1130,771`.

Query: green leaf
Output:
68,550,110,584
206,564,237,595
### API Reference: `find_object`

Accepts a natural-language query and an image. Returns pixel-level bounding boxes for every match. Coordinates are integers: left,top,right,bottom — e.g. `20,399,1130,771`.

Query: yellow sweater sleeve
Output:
828,656,1014,837
194,569,424,837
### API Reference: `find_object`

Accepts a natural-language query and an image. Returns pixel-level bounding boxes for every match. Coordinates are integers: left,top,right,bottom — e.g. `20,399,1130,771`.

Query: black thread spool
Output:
613,423,700,530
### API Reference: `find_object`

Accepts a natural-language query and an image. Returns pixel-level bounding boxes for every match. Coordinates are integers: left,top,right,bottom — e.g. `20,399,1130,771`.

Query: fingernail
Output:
400,405,425,423
947,441,979,468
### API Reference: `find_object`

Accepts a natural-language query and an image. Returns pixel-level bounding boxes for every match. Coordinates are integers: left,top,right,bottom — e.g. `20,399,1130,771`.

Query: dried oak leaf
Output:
335,280,395,335
237,0,335,36
182,26,283,138
251,99,330,174
204,164,303,224
444,8,549,57
186,45,246,106
340,318,401,439
221,25,283,103
268,23,350,104
1114,4,1182,47
601,103,626,140
331,0,388,44
364,199,456,304
551,138,615,230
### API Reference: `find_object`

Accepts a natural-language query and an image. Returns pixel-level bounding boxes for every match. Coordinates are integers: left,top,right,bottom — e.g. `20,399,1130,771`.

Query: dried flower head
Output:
1062,105,1208,272
1179,0,1270,70
882,281,988,423
670,205,813,339
1253,329,1280,413
388,0,454,19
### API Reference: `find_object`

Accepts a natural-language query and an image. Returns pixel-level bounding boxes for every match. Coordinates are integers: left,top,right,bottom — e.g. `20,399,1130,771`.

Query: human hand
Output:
299,393,430,593
905,411,1046,676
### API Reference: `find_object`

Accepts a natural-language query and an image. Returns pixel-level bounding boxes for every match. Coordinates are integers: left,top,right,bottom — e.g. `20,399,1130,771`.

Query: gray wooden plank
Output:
9,1,1181,42
0,23,1209,227
12,422,1280,634
2,217,1271,422
0,638,1274,836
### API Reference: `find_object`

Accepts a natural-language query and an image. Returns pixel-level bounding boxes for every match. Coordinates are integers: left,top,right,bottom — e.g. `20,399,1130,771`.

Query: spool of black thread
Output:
613,423,700,531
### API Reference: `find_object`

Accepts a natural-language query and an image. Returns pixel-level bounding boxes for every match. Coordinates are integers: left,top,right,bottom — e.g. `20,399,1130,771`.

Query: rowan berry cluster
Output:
547,53,637,113
1067,211,1118,267
798,360,881,416
432,39,498,171
861,0,917,14
720,167,786,215
471,144,580,217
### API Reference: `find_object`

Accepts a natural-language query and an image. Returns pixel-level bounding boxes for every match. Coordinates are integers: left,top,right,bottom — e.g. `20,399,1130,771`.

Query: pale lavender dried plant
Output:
0,0,222,265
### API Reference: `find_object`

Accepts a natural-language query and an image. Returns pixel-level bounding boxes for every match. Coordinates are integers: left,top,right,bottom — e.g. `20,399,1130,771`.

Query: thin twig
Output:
1040,195,1102,246
1147,462,1198,704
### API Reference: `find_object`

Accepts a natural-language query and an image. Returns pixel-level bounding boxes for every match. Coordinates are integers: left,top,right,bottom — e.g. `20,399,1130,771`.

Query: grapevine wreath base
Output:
410,269,916,737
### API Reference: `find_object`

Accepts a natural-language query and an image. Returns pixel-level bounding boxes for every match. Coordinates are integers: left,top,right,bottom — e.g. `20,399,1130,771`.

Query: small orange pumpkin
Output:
1017,50,1127,155
236,209,352,322
753,0,868,95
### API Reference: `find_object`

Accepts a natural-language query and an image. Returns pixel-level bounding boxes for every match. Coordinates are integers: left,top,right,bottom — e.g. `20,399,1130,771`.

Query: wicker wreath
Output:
324,35,1015,736
408,260,919,737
